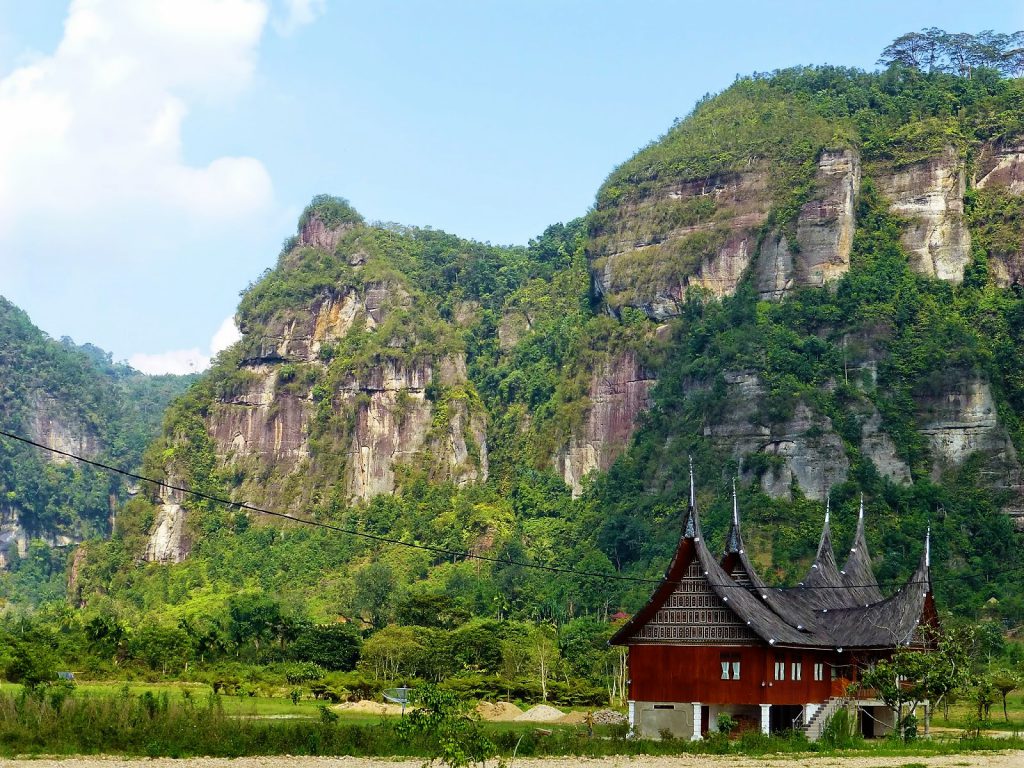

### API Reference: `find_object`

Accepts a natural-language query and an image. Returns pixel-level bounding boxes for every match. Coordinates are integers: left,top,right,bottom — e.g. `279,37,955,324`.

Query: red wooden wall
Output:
628,644,855,705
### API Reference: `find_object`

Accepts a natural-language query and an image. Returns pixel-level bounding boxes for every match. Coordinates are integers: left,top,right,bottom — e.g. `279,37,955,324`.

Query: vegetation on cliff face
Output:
0,298,192,601
5,51,1024,702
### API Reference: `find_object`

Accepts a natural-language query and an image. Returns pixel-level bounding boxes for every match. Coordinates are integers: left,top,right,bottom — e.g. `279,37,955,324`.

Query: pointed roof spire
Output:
733,477,739,526
800,497,845,601
925,524,931,569
725,477,742,554
689,455,695,509
840,493,883,604
683,456,697,539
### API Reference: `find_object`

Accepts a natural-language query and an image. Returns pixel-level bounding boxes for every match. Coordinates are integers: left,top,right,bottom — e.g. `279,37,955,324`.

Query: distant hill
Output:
0,296,193,601
54,62,1024,629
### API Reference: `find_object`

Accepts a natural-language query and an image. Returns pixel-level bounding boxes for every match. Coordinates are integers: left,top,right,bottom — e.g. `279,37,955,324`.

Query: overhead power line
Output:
0,427,1017,592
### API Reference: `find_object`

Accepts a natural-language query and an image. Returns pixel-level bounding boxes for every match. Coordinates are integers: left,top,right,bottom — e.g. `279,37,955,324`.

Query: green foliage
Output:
818,707,860,749
397,684,496,768
290,624,362,671
298,194,364,232
0,298,191,589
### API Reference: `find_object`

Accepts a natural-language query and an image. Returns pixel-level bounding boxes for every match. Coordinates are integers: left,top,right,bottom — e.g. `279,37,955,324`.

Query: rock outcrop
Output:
875,146,971,282
703,372,849,500
973,142,1024,287
0,506,77,567
342,357,488,500
590,166,773,317
144,495,190,561
191,218,489,515
756,149,860,299
553,351,656,496
860,411,911,485
919,376,1019,473
26,394,100,464
976,143,1024,195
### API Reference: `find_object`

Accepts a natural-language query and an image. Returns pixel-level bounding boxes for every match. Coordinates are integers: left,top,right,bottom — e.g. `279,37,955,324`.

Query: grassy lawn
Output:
932,694,1024,733
0,680,590,734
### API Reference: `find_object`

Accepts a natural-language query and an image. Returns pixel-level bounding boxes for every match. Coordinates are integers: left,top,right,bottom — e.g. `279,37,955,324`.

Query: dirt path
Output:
1,754,1022,768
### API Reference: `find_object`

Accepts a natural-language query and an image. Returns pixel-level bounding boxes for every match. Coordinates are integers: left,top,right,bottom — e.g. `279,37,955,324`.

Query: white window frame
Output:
774,659,785,681
721,661,730,680
732,661,741,680
791,661,802,681
813,662,824,681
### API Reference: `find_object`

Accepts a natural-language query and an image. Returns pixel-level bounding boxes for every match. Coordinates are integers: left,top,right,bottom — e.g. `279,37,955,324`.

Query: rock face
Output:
144,485,191,564
593,145,982,315
919,376,1019,473
26,394,100,464
974,142,1024,287
976,143,1024,195
241,284,407,365
860,411,911,485
191,223,486,516
342,357,487,500
703,372,849,500
875,146,971,282
917,375,1023,526
210,364,311,466
298,215,356,252
553,351,656,496
590,166,773,318
756,150,860,299
0,506,76,567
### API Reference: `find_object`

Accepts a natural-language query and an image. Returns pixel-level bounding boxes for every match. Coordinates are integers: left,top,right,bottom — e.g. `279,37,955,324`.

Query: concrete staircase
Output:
802,697,848,741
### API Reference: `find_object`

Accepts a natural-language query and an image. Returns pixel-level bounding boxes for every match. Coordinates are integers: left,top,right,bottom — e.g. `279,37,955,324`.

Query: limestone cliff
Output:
26,393,101,464
553,350,656,496
874,146,971,282
755,149,860,299
145,206,491,559
145,486,190,565
590,165,773,317
703,372,849,500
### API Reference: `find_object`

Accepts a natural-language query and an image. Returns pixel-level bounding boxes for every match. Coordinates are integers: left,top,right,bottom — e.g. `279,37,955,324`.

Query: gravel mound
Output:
592,709,627,725
514,704,566,722
475,701,524,721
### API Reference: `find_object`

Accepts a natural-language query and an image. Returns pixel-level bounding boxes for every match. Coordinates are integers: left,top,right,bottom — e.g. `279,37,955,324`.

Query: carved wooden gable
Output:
635,560,759,645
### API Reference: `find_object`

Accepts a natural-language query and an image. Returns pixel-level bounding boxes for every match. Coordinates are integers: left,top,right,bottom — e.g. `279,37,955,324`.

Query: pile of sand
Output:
514,704,565,722
557,711,587,724
333,700,405,715
475,701,524,721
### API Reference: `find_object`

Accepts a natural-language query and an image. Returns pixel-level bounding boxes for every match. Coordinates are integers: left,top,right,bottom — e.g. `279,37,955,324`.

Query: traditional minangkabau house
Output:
610,470,937,741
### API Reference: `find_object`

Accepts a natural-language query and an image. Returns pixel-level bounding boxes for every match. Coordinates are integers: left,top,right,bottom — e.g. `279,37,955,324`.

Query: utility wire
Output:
0,427,1017,592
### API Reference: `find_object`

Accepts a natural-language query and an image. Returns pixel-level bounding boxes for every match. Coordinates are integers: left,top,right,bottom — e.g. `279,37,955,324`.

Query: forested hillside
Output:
0,298,192,602
4,34,1024,696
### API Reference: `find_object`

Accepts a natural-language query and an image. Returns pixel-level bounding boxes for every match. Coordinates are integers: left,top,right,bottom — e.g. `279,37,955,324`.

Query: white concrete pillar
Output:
804,703,819,723
760,704,771,735
627,700,636,738
707,704,720,732
692,702,702,741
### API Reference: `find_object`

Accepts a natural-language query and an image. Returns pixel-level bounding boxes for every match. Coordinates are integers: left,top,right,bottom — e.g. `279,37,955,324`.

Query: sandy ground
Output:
1,754,1022,768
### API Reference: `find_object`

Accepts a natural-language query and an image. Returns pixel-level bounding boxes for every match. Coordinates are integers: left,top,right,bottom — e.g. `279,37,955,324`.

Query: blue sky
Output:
1,1,1022,373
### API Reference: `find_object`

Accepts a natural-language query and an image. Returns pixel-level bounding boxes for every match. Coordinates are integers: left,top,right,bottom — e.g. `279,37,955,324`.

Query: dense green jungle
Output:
3,31,1024,726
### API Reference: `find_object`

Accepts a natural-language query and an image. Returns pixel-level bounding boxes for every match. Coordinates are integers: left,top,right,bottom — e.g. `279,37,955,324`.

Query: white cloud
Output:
274,0,326,35
210,315,243,354
129,348,209,376
0,0,275,234
130,314,242,375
